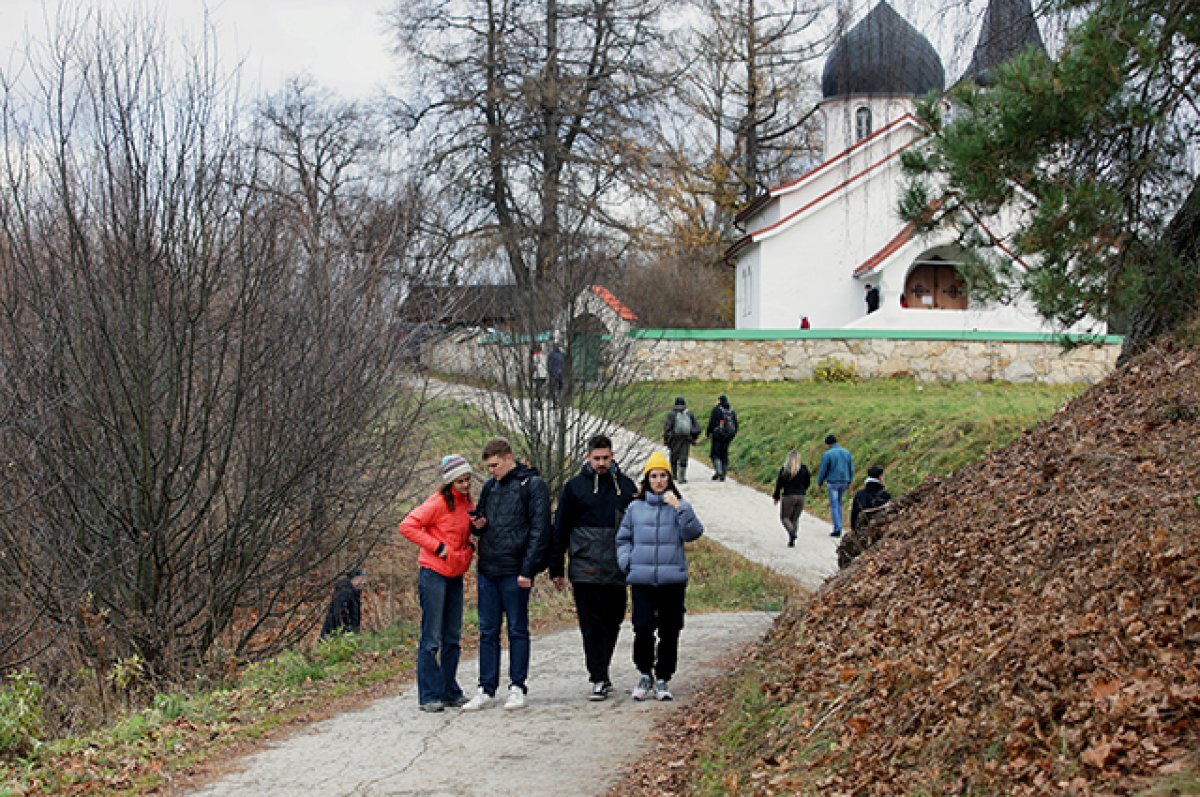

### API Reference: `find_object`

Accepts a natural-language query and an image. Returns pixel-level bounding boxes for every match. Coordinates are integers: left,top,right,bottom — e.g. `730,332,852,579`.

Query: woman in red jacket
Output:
400,454,476,712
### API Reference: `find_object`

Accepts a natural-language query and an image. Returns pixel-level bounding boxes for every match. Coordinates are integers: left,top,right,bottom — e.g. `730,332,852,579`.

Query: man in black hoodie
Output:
462,437,552,712
549,435,637,701
851,465,892,532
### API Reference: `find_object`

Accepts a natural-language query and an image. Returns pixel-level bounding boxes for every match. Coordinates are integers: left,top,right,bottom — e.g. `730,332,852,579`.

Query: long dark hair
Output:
440,483,458,511
633,471,682,501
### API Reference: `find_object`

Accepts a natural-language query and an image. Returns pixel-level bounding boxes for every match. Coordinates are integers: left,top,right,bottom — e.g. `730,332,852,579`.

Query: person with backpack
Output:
772,449,811,547
705,395,738,481
662,397,699,484
398,455,477,712
462,437,552,712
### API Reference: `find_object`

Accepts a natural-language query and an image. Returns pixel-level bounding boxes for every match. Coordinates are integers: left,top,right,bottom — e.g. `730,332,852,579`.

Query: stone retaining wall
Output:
424,330,1121,385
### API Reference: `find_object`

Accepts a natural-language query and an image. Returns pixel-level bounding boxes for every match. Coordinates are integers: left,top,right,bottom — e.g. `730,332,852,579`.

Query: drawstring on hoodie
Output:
592,470,622,495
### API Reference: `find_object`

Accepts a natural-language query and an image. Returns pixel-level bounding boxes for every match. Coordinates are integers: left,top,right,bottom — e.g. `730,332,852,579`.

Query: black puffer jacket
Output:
475,463,553,579
549,461,637,584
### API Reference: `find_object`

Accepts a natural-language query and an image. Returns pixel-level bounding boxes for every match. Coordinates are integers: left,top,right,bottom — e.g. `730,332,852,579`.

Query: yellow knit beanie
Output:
642,450,672,476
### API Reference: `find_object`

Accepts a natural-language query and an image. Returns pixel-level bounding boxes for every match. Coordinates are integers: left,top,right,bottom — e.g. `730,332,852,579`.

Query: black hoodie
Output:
475,462,552,579
549,461,637,584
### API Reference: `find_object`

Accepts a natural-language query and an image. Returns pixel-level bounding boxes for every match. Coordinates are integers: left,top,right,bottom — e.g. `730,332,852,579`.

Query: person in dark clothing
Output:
548,344,566,400
705,395,738,481
549,435,637,701
662,397,699,484
320,567,366,638
865,283,880,314
851,465,892,531
462,437,553,711
772,449,811,547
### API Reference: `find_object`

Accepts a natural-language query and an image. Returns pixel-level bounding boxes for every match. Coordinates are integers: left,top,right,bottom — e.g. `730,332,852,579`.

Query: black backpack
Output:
714,406,737,440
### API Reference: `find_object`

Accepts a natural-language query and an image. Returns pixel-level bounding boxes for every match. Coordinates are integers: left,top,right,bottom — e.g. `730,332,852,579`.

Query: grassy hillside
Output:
616,341,1200,795
633,379,1082,517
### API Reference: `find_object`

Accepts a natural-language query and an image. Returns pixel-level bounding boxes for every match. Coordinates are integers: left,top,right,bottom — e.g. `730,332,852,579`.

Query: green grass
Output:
634,379,1082,518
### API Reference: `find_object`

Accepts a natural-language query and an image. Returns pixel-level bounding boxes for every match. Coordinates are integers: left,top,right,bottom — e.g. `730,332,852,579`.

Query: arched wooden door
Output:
904,261,967,310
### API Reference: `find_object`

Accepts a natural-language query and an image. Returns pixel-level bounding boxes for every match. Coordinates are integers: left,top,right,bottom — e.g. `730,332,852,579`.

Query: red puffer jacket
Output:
399,488,475,578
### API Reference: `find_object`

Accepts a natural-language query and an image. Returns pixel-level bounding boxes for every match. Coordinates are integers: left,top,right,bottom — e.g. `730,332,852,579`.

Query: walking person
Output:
531,346,548,406
462,438,553,711
320,567,367,639
398,455,477,712
662,397,699,484
616,451,704,702
817,434,855,538
705,395,738,481
549,434,637,701
772,449,811,547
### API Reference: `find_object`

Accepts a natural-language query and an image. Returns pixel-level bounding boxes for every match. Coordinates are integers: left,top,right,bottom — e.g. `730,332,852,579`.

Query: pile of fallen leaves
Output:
616,340,1200,795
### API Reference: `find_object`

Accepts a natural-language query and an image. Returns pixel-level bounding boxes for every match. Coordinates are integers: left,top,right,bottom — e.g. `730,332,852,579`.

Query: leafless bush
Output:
0,9,427,682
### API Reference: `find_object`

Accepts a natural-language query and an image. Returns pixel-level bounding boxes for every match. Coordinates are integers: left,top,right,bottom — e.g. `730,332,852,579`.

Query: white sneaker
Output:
655,679,673,701
631,673,654,701
503,684,527,710
460,687,492,712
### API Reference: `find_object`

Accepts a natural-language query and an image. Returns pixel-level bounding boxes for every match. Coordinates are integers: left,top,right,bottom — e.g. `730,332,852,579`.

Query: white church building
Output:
729,0,1090,335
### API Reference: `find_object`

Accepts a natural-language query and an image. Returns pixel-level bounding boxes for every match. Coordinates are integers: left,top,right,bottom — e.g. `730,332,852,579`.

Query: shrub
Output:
812,357,858,383
0,669,45,757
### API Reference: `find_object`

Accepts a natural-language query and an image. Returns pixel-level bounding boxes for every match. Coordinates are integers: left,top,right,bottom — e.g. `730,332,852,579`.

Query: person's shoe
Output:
830,530,842,538
419,701,444,713
631,673,655,701
445,693,470,708
678,477,687,484
787,535,796,548
719,474,726,481
589,681,610,701
655,679,673,701
461,687,492,712
503,684,527,710
711,473,720,481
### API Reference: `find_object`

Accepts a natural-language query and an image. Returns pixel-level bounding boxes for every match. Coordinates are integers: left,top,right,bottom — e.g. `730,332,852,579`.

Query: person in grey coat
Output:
616,450,704,702
662,397,699,483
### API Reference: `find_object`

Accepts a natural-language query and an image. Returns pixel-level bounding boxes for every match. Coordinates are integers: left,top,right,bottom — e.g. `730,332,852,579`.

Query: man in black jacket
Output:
462,437,552,712
549,435,637,701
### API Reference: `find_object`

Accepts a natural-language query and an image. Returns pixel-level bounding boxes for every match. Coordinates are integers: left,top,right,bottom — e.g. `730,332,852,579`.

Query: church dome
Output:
821,1,945,100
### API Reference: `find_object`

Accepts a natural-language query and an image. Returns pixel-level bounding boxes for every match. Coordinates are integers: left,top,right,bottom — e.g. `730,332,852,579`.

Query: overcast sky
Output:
0,0,1035,105
2,0,398,101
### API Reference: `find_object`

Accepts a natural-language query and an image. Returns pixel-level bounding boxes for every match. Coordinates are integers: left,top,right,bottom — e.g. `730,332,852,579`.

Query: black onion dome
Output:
821,1,945,100
960,0,1046,87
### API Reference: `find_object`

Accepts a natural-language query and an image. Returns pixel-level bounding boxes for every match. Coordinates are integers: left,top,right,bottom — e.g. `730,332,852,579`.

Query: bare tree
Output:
0,10,426,679
389,0,671,290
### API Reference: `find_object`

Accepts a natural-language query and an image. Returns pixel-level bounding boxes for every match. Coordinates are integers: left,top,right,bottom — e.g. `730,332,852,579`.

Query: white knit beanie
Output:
440,454,473,484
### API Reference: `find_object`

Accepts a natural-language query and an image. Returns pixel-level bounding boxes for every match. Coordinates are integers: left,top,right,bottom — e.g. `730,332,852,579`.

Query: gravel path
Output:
188,381,837,795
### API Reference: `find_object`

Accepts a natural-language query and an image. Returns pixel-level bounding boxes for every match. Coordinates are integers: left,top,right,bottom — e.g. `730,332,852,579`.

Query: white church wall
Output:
820,96,918,161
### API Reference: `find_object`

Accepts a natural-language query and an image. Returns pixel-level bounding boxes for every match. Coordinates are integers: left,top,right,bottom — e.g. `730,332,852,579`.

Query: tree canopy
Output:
901,0,1199,357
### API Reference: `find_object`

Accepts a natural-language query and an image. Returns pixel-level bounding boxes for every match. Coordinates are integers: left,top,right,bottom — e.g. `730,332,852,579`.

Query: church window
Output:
855,106,872,140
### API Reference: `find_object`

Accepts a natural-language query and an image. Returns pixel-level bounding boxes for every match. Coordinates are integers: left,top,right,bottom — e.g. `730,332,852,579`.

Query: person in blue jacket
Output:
616,450,704,702
816,434,855,538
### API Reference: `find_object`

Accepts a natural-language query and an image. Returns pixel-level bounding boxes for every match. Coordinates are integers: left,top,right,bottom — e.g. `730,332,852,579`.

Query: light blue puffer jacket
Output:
616,491,704,585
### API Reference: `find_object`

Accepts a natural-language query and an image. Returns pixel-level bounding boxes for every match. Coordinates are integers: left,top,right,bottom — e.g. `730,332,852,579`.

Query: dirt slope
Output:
616,340,1200,795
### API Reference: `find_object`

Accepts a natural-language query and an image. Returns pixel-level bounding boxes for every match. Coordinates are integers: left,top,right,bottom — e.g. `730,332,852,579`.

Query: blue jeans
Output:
826,482,849,533
476,572,531,695
417,567,464,706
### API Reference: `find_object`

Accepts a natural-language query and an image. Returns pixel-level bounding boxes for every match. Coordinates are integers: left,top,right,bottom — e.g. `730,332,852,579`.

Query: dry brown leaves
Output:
614,341,1200,796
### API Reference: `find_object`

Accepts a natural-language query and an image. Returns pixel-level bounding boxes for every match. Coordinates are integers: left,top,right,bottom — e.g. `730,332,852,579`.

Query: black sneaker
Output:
830,530,842,538
589,681,610,701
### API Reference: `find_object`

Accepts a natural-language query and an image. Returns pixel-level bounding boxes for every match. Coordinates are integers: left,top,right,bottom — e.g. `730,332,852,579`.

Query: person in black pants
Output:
549,435,637,701
705,395,738,481
772,449,811,547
